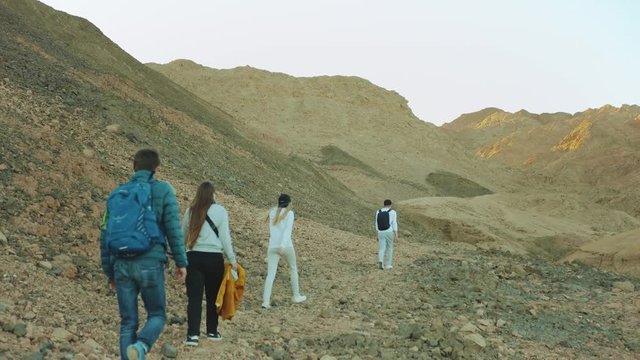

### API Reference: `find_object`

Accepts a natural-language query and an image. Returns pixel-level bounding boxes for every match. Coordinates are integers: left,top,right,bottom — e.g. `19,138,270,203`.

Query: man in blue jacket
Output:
100,149,188,360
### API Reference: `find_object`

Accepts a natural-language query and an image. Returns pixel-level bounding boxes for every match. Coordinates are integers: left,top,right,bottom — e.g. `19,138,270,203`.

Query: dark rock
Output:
59,343,74,353
341,333,366,347
22,353,43,360
625,342,640,351
39,341,54,353
380,349,395,360
13,323,28,337
399,324,423,339
168,314,186,325
161,343,178,358
258,344,274,356
272,347,288,360
0,230,7,246
366,343,379,356
425,334,440,347
125,132,140,143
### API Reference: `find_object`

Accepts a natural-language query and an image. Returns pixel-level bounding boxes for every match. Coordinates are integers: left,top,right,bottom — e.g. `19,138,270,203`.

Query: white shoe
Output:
293,295,307,303
385,265,393,269
261,303,271,309
206,332,223,341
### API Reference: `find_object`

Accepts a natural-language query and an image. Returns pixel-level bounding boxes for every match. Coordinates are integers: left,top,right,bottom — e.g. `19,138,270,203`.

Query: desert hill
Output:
148,60,640,274
443,106,640,213
0,0,639,359
147,60,503,203
440,106,640,276
0,0,383,237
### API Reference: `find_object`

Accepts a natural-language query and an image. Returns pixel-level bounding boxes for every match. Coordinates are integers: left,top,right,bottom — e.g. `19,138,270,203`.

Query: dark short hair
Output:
133,149,160,171
383,199,392,206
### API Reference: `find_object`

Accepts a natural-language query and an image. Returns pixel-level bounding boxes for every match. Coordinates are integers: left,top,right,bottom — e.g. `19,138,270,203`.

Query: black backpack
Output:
376,209,392,231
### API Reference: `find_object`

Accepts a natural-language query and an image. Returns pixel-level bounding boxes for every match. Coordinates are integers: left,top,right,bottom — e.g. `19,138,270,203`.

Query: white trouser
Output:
377,231,395,266
262,247,301,305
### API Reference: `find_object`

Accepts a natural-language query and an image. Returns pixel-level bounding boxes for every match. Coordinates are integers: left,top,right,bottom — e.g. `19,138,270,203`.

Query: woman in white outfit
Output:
262,193,306,309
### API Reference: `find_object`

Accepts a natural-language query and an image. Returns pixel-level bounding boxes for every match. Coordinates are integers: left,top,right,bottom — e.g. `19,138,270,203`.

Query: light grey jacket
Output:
182,204,236,264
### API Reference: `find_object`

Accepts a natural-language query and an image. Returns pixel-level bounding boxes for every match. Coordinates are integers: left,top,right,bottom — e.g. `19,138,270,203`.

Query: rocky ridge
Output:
147,60,505,203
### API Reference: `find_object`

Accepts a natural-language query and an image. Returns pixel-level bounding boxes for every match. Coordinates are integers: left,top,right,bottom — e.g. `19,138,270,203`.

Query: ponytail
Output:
272,206,291,225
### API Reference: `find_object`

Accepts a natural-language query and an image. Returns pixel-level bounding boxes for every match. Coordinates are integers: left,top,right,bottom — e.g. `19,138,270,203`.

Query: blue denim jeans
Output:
113,258,166,359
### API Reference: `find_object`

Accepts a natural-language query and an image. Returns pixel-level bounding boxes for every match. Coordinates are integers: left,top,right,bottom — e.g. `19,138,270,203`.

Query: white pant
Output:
377,231,395,266
262,247,301,305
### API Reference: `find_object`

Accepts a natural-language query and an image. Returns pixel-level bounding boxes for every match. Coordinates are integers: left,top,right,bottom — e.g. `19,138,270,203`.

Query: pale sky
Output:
41,0,640,125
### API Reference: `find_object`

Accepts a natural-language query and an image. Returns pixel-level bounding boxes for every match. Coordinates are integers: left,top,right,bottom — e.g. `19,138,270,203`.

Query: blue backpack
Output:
104,180,163,257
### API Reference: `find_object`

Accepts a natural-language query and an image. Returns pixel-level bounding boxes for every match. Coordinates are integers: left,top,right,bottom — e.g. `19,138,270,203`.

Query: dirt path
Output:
173,218,431,359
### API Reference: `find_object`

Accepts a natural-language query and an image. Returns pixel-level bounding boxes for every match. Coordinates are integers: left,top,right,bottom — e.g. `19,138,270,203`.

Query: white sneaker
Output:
206,332,223,341
385,265,393,269
261,303,271,309
293,295,307,303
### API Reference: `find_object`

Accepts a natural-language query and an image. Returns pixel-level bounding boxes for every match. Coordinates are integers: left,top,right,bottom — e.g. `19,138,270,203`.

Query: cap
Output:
278,193,292,208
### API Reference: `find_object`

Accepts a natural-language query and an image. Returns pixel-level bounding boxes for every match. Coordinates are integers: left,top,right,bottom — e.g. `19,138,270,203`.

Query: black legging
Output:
186,251,224,336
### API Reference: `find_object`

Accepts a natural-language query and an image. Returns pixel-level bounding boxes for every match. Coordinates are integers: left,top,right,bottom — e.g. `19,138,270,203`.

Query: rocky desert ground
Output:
2,192,639,359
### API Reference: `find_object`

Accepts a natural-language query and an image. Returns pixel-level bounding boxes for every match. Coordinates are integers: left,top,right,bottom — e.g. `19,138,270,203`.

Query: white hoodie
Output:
268,207,295,249
182,204,236,264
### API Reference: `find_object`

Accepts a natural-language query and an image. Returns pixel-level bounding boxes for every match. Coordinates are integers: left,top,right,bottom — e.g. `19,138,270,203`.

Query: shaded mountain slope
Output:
147,60,504,202
0,0,381,237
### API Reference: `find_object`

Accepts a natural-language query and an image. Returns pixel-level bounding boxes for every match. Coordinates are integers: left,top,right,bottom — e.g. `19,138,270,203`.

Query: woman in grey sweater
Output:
181,181,237,346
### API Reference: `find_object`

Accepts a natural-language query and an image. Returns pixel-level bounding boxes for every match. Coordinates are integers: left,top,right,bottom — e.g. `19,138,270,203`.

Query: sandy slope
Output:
399,193,640,258
562,229,640,277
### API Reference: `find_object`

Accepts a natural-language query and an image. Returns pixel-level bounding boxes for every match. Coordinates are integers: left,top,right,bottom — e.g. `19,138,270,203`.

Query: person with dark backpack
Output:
100,149,188,360
181,181,238,346
375,199,398,270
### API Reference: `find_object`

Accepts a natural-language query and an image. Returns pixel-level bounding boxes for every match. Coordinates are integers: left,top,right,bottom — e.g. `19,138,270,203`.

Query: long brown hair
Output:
186,182,215,249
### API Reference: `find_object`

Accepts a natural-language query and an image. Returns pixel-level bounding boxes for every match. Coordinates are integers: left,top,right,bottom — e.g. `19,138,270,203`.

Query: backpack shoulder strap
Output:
205,214,219,238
